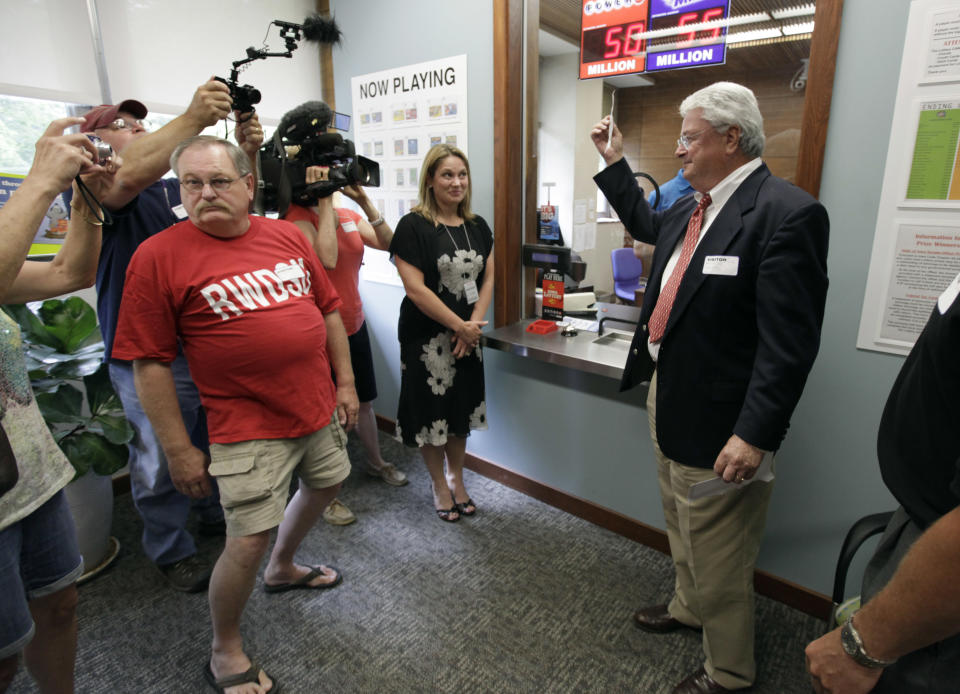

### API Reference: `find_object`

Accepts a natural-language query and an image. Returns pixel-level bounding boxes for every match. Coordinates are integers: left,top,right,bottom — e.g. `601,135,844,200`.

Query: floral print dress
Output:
389,212,493,448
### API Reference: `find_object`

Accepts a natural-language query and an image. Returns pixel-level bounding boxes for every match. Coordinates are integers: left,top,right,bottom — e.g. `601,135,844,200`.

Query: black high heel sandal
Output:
455,498,476,516
436,505,460,523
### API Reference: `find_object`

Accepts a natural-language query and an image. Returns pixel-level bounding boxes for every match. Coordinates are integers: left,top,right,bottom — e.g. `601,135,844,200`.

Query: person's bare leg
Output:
209,532,274,694
263,482,341,587
422,444,458,519
356,403,387,469
444,436,474,513
358,403,406,485
23,584,77,694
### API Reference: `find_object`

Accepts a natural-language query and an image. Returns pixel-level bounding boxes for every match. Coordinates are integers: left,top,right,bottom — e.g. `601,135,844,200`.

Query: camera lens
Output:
85,134,113,164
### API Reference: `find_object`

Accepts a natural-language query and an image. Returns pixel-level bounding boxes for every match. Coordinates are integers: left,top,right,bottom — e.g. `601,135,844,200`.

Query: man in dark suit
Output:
591,82,829,693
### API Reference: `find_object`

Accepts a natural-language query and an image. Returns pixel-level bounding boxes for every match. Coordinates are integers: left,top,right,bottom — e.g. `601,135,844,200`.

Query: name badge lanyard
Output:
442,223,479,304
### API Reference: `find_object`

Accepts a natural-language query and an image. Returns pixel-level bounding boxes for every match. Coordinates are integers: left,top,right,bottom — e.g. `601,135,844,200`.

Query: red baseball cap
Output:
81,99,148,132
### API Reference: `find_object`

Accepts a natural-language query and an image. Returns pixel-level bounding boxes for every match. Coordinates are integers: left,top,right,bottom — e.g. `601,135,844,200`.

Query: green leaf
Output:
84,364,118,415
38,297,98,353
4,298,133,478
49,354,104,380
60,432,128,477
34,384,84,422
88,414,134,445
2,304,59,348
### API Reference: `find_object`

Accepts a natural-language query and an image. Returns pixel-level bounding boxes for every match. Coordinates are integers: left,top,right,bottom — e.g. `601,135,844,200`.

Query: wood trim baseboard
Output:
375,414,832,621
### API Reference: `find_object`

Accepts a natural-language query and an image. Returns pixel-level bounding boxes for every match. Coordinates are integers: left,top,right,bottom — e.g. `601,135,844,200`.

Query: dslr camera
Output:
213,75,261,116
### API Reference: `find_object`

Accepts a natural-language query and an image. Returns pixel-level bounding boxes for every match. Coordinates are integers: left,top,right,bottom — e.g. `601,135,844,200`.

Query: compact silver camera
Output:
86,134,113,164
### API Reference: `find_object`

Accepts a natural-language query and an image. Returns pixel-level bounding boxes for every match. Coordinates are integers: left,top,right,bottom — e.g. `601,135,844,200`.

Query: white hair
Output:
680,82,765,157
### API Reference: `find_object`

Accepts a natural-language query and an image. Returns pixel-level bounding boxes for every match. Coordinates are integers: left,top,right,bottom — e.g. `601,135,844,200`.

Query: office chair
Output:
611,247,644,303
828,511,894,628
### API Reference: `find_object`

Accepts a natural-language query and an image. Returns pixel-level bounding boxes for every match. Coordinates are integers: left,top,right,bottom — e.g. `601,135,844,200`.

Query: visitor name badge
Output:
171,204,188,219
275,262,305,281
703,255,739,276
938,271,960,314
464,279,479,304
342,220,358,233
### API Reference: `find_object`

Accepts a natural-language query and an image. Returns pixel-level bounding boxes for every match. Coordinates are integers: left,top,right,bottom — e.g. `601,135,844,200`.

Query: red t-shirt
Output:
283,204,366,335
112,216,342,444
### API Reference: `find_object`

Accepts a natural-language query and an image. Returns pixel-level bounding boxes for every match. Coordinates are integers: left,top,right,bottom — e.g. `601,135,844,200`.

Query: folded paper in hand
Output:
688,455,774,501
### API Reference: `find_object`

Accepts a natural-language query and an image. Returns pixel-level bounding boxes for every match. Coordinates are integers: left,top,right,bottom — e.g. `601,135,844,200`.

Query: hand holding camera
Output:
30,117,114,195
186,78,234,130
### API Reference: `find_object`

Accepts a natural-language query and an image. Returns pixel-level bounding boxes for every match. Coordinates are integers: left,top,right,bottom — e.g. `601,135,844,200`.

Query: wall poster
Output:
922,6,960,84
350,55,468,286
876,222,960,347
904,100,960,202
858,1,960,355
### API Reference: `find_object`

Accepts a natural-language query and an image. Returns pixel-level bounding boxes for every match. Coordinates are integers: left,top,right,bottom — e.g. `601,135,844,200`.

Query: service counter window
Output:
487,0,841,375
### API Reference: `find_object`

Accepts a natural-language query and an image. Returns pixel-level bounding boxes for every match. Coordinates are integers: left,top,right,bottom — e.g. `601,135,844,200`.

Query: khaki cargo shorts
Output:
208,415,351,537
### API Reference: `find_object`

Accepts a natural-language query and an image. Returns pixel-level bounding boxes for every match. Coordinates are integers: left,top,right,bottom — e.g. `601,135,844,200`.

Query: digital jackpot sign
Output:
646,0,729,72
579,0,730,79
579,0,650,79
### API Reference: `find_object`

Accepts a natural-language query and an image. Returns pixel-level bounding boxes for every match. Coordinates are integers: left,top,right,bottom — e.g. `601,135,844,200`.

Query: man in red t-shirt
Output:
113,135,358,694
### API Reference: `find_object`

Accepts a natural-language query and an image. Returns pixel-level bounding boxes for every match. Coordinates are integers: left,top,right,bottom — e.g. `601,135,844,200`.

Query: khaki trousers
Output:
646,372,774,690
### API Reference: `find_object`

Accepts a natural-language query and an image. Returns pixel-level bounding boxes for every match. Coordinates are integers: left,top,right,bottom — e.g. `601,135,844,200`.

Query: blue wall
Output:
335,0,911,595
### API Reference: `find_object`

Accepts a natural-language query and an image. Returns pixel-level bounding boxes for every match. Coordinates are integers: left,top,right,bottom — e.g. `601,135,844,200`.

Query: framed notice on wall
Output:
350,55,468,286
903,100,960,205
859,0,960,355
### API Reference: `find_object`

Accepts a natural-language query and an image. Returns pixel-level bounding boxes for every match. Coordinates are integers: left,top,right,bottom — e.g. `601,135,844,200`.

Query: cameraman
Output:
0,117,118,693
283,168,404,529
80,79,264,592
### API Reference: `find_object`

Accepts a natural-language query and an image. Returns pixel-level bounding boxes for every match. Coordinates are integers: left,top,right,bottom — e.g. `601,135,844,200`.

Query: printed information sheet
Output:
350,55,468,286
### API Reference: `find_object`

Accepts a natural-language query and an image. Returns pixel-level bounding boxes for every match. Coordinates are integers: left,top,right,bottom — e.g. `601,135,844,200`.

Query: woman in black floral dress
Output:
389,145,494,522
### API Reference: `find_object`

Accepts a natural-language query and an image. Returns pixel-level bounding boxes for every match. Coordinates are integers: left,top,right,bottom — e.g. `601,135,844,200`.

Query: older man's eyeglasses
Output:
677,128,712,149
180,177,240,193
106,118,146,131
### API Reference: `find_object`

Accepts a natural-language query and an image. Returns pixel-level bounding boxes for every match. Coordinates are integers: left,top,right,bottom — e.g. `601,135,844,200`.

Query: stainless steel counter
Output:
482,303,642,380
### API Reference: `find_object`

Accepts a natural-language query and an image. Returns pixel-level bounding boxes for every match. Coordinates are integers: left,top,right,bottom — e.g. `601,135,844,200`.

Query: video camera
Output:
215,15,340,120
258,101,380,215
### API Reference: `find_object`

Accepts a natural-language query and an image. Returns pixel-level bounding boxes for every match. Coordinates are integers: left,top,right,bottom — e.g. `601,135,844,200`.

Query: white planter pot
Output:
64,473,118,581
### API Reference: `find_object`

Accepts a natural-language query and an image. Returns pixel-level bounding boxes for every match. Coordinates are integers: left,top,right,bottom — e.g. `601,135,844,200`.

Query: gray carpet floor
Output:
10,431,825,693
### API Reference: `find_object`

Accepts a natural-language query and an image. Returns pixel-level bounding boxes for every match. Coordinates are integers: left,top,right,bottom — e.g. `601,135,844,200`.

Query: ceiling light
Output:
771,3,816,20
726,28,783,44
782,21,815,36
634,12,770,41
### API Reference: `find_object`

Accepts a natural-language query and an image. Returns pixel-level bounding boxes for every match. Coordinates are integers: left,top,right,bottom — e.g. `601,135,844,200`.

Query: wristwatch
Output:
841,612,896,669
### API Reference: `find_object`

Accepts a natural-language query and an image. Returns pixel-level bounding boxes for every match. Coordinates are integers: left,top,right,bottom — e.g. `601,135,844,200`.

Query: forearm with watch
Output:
843,504,960,667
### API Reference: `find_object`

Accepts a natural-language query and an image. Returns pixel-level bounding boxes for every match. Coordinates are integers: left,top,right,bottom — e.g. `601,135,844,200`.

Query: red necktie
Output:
648,193,711,343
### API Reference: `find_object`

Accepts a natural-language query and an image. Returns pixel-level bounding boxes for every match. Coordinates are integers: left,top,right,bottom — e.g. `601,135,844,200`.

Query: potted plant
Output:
3,297,133,580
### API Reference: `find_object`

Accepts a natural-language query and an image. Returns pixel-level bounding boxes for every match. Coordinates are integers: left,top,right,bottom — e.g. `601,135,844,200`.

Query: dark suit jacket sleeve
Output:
735,198,829,451
594,158,660,245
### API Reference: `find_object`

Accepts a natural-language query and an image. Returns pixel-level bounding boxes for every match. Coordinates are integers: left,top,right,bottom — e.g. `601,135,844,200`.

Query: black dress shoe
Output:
632,604,699,633
671,667,737,694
